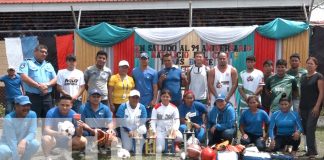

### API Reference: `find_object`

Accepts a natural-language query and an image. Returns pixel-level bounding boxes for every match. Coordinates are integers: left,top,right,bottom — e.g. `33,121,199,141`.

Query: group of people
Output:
0,44,323,159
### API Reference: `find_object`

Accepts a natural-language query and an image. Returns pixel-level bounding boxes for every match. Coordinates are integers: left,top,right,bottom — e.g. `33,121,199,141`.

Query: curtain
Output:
134,33,155,69
135,27,193,45
194,26,257,45
112,34,135,74
21,36,38,59
254,32,276,71
257,18,309,39
55,34,74,70
4,38,24,70
0,41,9,75
38,36,58,72
282,30,309,67
180,31,201,66
76,22,134,47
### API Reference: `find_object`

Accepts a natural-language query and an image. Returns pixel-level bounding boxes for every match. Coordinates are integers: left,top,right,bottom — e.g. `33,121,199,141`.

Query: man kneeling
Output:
42,95,87,160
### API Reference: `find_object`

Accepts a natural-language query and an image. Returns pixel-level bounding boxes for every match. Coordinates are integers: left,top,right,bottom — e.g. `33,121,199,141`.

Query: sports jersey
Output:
188,65,209,101
151,103,180,134
178,101,207,125
211,65,236,107
239,109,269,136
45,107,76,131
84,65,111,100
287,68,307,99
266,74,298,113
108,74,135,104
158,67,182,104
268,110,303,139
208,103,235,131
238,69,264,108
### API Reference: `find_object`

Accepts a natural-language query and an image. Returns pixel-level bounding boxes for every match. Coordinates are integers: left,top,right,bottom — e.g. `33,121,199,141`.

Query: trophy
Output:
145,121,156,155
132,119,143,155
164,120,176,155
183,112,195,156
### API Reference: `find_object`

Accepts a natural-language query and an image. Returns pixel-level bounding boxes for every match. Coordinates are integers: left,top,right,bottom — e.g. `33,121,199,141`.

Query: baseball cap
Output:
66,55,76,61
129,90,140,97
215,94,226,101
89,89,103,96
7,66,15,71
14,96,32,105
118,60,129,67
140,52,149,59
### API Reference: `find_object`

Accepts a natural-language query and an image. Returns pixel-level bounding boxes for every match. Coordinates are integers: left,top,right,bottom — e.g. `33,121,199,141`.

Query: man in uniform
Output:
18,44,57,118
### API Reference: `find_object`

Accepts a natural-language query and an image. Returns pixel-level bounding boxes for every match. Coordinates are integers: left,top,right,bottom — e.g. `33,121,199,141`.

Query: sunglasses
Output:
39,50,48,55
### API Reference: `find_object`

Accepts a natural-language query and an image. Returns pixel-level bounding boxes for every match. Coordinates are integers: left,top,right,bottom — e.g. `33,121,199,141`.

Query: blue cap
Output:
14,96,32,105
89,89,102,96
140,52,149,59
215,94,226,101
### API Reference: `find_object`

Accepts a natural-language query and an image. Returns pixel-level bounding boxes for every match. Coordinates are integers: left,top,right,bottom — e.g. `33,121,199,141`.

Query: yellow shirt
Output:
109,74,135,104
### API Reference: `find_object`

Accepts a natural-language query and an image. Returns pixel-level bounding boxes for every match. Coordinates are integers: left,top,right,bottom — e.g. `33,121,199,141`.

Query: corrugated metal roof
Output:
0,0,158,4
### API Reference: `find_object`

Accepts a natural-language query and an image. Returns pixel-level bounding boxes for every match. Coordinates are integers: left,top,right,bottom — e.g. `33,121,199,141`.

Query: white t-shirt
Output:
57,69,85,98
238,69,264,107
151,103,180,134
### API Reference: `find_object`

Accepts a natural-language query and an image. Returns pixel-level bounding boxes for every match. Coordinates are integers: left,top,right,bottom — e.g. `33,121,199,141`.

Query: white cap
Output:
7,66,15,71
118,60,129,67
129,89,140,97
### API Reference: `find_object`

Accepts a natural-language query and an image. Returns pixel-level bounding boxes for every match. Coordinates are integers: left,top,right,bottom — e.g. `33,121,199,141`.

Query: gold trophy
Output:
184,112,195,156
145,122,156,155
164,120,176,155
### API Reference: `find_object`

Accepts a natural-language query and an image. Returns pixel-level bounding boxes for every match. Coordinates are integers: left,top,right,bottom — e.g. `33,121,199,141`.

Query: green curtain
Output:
257,18,309,39
76,22,134,47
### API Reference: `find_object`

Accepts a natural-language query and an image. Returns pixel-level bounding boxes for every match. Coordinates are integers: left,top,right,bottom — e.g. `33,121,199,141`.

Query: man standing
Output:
0,95,40,160
238,55,264,113
132,52,158,117
261,60,274,114
208,52,238,108
0,67,24,114
186,51,209,105
18,44,57,118
57,55,85,111
266,59,298,114
158,53,188,106
286,53,307,112
84,50,111,106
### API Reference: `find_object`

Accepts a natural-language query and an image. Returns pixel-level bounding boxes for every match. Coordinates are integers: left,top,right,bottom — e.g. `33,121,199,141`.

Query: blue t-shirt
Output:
79,102,112,129
132,67,158,106
158,67,182,104
0,111,37,160
45,107,76,131
0,74,23,101
116,102,147,131
239,109,270,136
179,101,207,125
208,103,235,131
269,110,303,139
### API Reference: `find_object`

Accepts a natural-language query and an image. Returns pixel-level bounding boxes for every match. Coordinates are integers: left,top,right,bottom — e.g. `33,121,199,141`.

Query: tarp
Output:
76,22,134,47
257,18,309,39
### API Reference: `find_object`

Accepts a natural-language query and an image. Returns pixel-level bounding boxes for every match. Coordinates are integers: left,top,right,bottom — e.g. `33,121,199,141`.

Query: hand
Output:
292,131,300,141
159,74,167,82
17,139,27,155
210,126,216,134
201,124,206,129
311,106,320,117
110,104,115,113
72,95,78,102
150,99,157,107
128,131,134,137
225,96,230,103
270,140,275,150
242,133,249,140
77,120,85,128
192,123,200,129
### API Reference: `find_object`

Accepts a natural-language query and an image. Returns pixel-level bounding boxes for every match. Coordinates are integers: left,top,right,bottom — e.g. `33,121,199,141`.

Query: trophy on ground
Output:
145,121,156,155
184,112,195,156
164,119,176,155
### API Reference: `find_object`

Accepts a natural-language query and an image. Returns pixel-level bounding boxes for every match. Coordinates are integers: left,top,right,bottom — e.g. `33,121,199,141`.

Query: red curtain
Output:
112,34,135,74
254,32,276,71
55,34,74,70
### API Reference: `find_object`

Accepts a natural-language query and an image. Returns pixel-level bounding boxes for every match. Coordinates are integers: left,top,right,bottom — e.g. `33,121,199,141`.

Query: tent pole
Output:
189,0,192,27
77,8,82,29
308,0,315,24
70,6,78,30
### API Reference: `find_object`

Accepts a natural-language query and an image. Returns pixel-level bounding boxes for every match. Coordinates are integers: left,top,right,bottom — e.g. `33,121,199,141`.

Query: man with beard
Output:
208,52,238,108
84,50,112,105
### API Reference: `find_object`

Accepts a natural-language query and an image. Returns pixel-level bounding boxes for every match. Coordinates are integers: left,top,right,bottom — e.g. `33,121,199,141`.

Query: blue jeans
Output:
209,128,236,145
5,100,14,114
0,139,40,160
179,124,206,142
240,132,265,151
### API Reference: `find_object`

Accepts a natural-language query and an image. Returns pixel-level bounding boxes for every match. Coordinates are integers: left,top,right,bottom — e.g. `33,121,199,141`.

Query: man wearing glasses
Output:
186,52,210,105
18,44,57,118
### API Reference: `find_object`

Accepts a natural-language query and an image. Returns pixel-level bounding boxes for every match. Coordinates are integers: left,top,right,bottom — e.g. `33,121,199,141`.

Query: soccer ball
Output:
57,121,75,137
201,147,217,160
187,144,201,159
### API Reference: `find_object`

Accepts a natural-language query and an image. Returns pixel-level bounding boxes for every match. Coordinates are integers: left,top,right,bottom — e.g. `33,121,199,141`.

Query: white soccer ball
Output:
58,121,75,137
117,148,131,159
